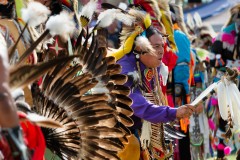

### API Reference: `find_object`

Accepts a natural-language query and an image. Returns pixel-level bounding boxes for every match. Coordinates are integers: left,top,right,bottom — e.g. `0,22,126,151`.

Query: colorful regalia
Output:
108,5,187,159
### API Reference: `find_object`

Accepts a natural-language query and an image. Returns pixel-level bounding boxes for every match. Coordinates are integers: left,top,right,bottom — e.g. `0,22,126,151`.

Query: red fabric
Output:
38,77,43,86
162,43,178,72
188,51,195,86
0,137,14,160
167,94,175,108
161,43,178,95
18,112,46,160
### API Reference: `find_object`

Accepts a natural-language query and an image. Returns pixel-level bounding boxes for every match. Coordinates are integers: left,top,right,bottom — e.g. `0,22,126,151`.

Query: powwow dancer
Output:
107,7,195,159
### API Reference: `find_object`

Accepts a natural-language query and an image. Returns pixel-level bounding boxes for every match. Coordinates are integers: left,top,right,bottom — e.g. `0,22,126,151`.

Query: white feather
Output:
160,63,169,86
140,120,152,149
127,71,139,83
91,87,109,94
190,82,218,106
118,2,128,11
114,13,135,26
193,12,202,28
224,78,234,118
80,0,98,19
228,83,240,127
186,14,195,30
217,81,228,120
135,36,155,54
11,89,25,101
91,81,109,94
46,11,75,40
97,9,135,28
91,83,112,102
21,1,51,27
97,9,118,28
0,34,9,69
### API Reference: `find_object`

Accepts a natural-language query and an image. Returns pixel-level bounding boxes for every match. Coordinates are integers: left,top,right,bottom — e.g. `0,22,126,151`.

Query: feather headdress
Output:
129,0,178,52
109,8,153,60
80,0,98,27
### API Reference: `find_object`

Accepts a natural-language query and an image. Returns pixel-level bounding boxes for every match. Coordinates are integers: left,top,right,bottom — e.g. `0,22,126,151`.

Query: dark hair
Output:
0,2,15,18
50,0,62,15
145,26,167,39
146,26,159,38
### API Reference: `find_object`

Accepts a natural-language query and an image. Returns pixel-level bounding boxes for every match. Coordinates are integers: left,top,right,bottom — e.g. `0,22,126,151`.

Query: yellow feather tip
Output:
109,31,139,60
144,14,151,29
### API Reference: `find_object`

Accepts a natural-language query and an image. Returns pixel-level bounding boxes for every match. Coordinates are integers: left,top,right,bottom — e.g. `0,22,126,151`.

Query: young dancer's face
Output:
140,33,164,68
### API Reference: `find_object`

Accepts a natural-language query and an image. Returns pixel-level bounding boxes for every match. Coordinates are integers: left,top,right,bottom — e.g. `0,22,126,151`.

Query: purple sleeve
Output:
129,92,177,123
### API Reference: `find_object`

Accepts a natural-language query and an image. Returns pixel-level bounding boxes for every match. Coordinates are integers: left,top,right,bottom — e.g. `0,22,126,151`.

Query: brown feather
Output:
116,102,134,117
106,64,122,75
91,139,123,152
114,94,133,106
10,56,77,90
81,127,124,139
71,109,113,120
81,141,120,160
104,56,116,65
80,94,109,103
111,85,131,95
116,112,134,127
64,101,113,114
110,74,128,85
26,113,62,128
77,79,98,96
76,114,117,129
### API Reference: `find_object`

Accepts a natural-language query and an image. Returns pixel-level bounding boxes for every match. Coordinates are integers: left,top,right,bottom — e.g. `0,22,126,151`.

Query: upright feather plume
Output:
9,1,51,59
21,1,51,27
17,11,75,65
193,12,203,28
191,67,240,138
186,14,195,32
95,8,135,29
80,0,98,27
46,11,75,41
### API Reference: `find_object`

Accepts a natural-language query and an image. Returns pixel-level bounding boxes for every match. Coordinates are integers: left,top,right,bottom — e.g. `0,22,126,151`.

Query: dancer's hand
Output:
195,103,204,114
176,104,195,119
